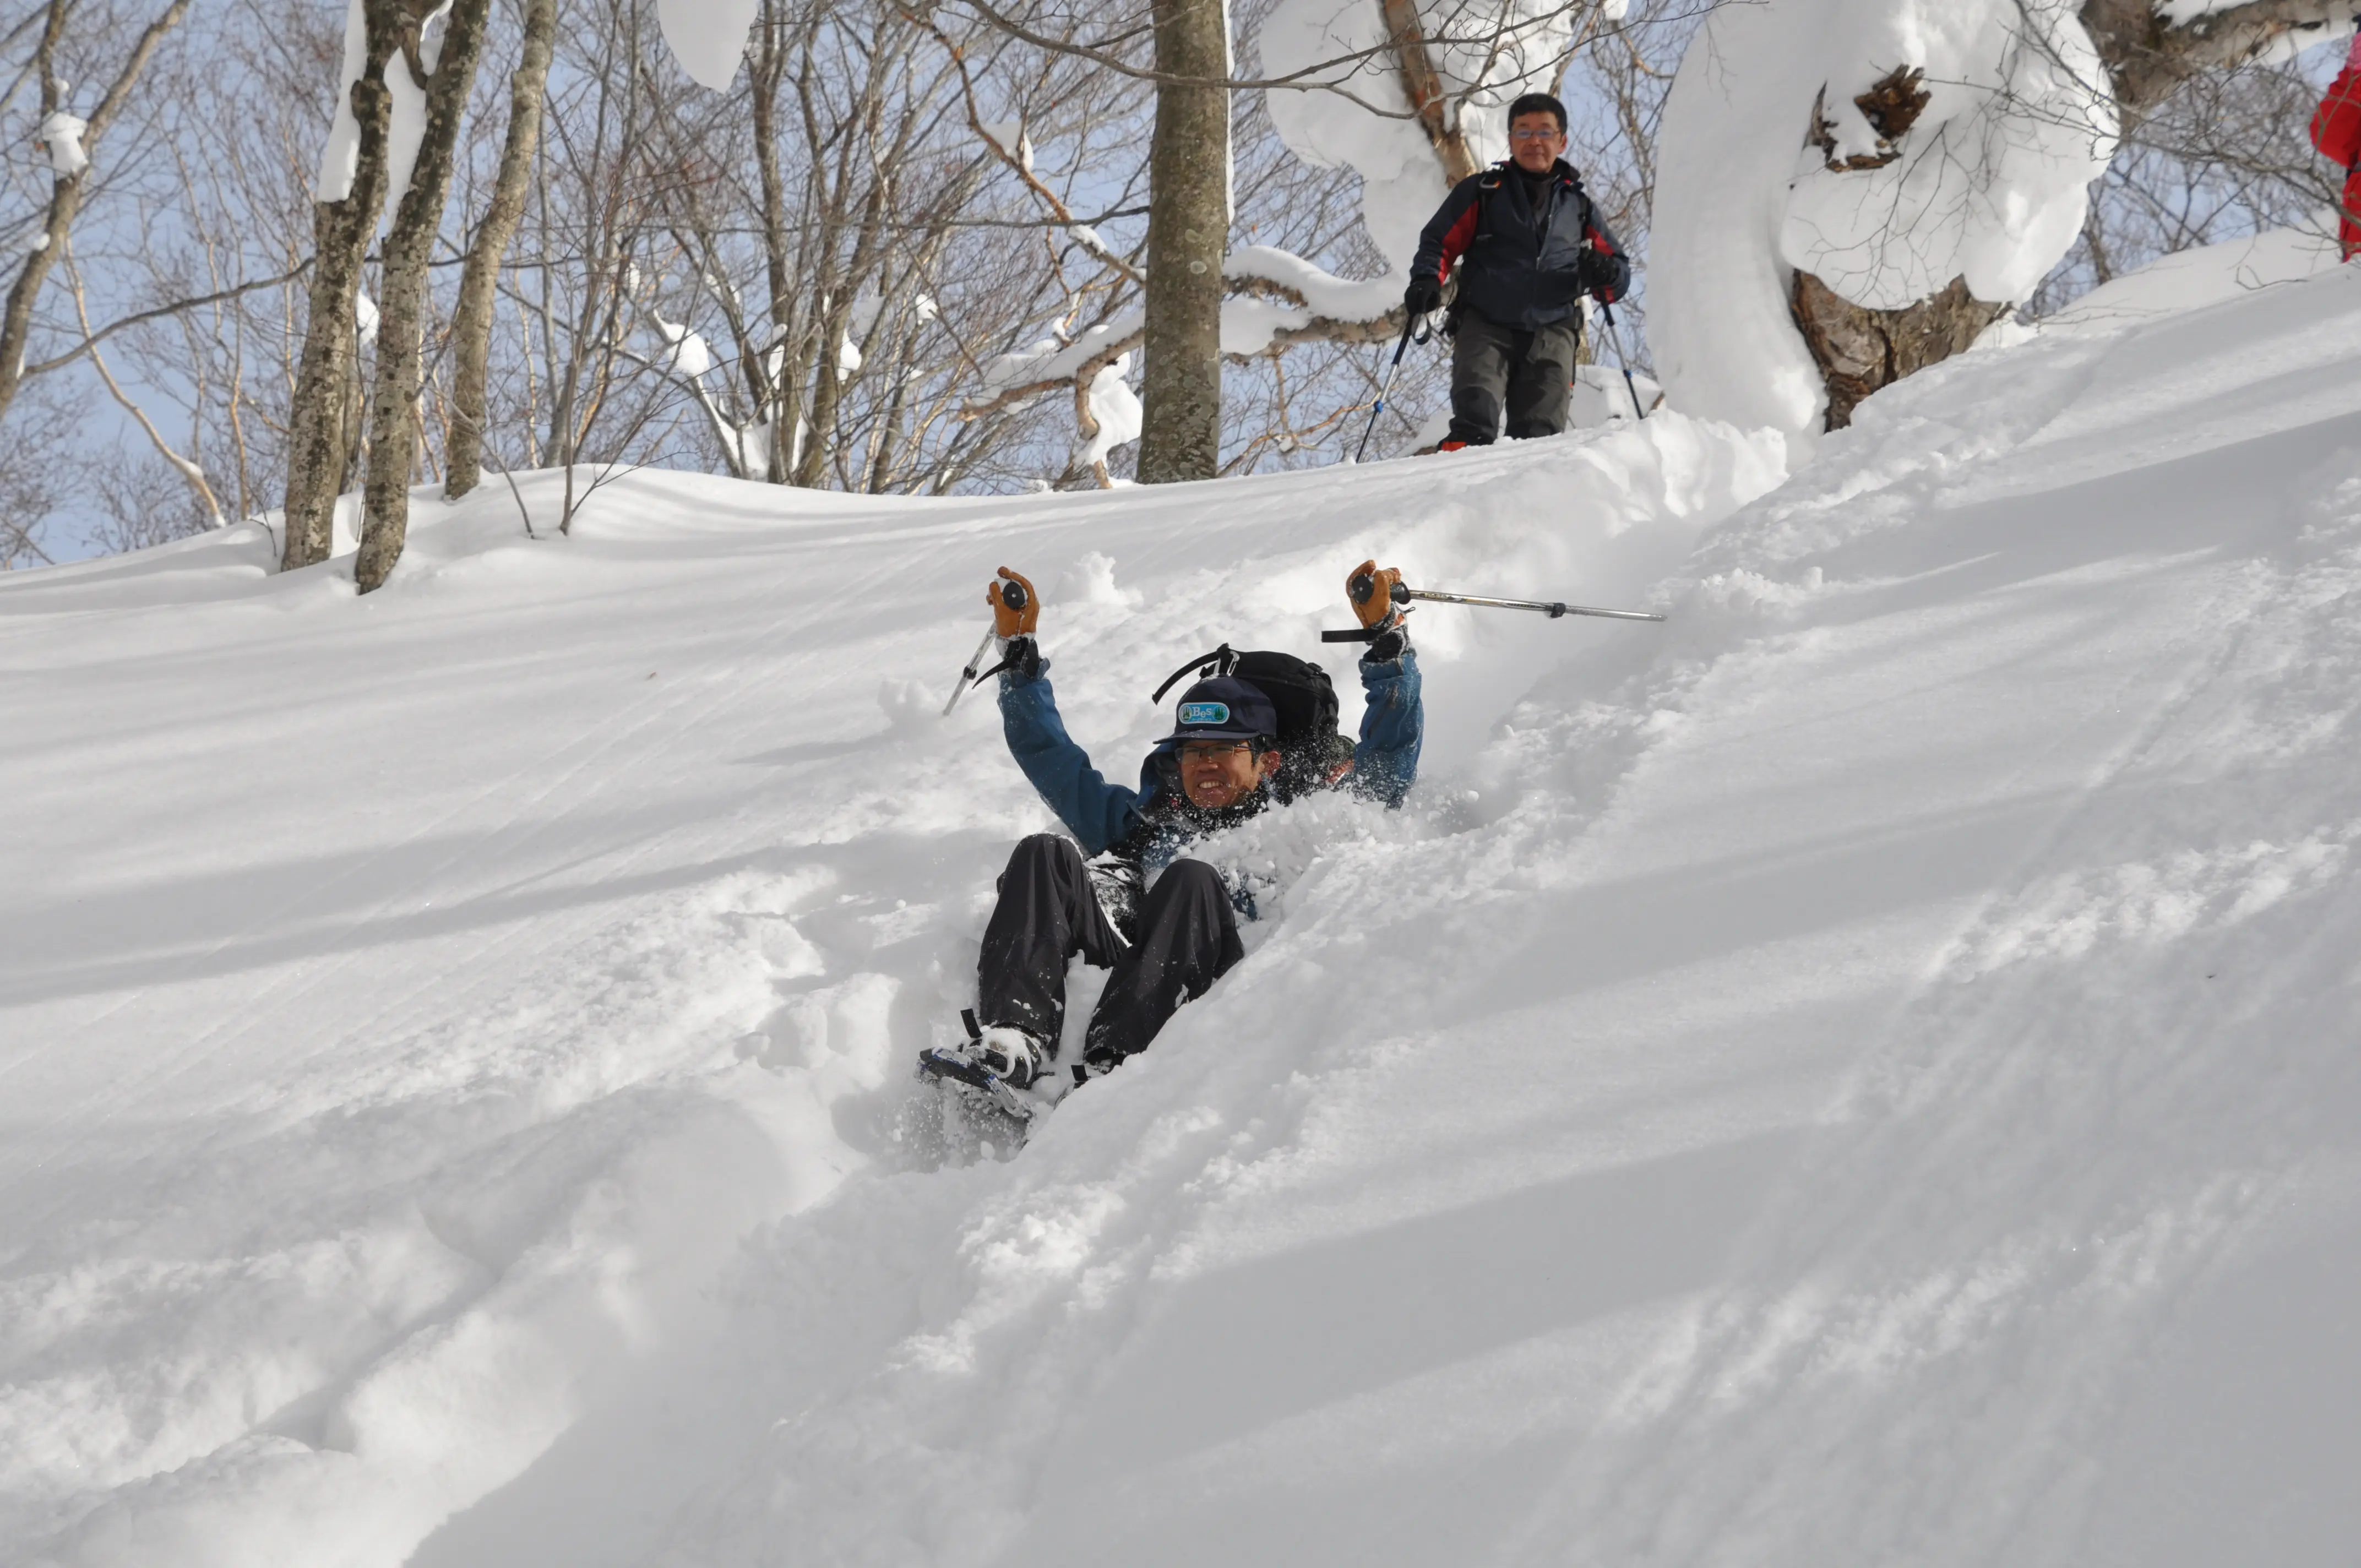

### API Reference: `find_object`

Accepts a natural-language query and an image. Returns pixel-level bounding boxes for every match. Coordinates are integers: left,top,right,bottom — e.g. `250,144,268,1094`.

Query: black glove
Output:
1365,620,1411,663
995,634,1042,682
1578,244,1623,304
1403,275,1443,316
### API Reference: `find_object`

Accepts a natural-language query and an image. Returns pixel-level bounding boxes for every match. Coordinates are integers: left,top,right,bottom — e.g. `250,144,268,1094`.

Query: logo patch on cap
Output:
1177,701,1230,726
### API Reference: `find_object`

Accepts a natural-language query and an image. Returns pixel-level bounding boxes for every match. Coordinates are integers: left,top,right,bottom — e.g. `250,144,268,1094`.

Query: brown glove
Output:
988,567,1039,638
1347,560,1404,629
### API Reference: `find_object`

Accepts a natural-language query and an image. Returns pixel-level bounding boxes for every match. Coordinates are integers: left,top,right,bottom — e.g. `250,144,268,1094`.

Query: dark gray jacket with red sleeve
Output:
1410,160,1630,334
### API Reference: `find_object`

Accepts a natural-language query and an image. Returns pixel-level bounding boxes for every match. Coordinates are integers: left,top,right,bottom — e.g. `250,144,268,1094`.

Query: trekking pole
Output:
1400,585,1663,622
942,625,999,716
1597,300,1649,422
1351,308,1427,464
1321,575,1663,642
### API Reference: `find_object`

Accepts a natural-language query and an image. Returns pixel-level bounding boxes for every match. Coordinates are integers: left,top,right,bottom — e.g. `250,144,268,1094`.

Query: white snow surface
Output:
1653,0,2116,439
2043,224,2346,330
1570,360,1662,426
1260,0,1451,269
8,251,2361,1565
1780,0,2114,310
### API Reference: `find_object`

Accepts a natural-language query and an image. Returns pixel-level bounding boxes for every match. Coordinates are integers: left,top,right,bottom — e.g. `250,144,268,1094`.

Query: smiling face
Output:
1178,739,1279,809
1508,110,1565,175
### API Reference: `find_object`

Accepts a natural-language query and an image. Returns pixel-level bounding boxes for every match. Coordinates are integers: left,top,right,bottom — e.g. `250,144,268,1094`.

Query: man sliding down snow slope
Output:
948,560,1424,1091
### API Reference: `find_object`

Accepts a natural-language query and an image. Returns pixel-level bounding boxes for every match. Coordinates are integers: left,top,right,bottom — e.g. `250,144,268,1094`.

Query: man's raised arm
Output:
988,568,1146,856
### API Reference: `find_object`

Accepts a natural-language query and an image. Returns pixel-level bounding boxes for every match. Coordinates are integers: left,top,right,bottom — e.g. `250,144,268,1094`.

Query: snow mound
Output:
2043,224,2347,330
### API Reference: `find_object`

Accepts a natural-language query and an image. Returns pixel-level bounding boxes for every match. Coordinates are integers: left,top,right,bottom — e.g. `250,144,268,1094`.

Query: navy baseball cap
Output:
1160,677,1279,745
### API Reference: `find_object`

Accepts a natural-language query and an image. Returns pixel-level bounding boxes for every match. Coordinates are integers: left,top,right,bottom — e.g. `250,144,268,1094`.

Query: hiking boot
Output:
972,1025,1046,1088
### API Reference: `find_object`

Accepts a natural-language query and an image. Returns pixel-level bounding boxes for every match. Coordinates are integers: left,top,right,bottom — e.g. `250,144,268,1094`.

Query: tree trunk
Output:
2081,0,2358,116
1790,272,2006,429
0,0,190,433
794,170,894,489
1135,0,1230,486
282,2,404,571
355,0,493,592
750,2,800,483
1382,0,1479,183
445,0,556,500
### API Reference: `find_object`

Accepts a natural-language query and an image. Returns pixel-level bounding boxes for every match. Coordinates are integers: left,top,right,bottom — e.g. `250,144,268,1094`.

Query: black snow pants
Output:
1447,308,1580,445
977,833,1245,1069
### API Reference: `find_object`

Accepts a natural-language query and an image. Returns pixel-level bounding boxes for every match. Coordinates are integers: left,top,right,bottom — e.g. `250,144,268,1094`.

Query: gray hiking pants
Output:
1448,309,1580,445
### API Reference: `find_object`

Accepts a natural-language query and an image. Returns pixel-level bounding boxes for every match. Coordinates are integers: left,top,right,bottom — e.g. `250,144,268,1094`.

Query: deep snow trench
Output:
4,244,2359,1567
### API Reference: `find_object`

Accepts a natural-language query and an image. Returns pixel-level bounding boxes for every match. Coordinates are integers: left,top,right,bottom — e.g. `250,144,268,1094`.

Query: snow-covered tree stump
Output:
1656,0,2361,439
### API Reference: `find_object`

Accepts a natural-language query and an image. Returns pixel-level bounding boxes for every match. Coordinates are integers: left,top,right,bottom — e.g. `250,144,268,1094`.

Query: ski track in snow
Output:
4,243,2360,1565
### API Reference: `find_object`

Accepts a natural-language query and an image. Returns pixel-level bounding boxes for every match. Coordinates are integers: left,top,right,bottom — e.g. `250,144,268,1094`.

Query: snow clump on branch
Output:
1257,0,1565,270
1650,0,2117,439
37,111,89,178
1781,0,2115,310
312,0,447,213
658,0,760,90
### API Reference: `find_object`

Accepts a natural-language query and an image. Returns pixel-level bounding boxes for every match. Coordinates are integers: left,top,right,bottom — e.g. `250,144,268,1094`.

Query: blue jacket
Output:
999,650,1424,857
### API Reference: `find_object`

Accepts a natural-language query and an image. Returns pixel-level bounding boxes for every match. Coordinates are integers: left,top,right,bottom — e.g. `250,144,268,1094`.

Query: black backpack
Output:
1149,644,1349,802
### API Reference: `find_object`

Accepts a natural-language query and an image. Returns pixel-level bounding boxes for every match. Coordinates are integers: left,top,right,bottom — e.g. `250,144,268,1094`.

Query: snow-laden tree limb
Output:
2086,0,2361,110
961,248,1405,425
1652,0,2117,437
1656,0,2361,439
1261,0,1606,266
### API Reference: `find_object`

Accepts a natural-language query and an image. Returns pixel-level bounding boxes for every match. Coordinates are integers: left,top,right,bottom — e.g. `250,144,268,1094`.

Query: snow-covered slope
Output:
7,243,2361,1566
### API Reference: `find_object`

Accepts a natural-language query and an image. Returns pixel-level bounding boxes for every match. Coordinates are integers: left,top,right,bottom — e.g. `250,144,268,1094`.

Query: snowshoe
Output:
915,1012,1048,1129
916,1044,1036,1123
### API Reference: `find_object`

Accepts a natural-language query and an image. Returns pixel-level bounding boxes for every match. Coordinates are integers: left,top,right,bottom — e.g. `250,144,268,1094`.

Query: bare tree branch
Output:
20,263,313,378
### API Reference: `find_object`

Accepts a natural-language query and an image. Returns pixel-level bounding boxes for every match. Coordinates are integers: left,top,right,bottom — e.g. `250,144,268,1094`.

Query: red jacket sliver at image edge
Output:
2310,40,2361,258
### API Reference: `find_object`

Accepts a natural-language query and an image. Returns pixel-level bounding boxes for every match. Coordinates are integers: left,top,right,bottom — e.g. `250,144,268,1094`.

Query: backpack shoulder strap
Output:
1149,643,1236,705
1473,166,1509,241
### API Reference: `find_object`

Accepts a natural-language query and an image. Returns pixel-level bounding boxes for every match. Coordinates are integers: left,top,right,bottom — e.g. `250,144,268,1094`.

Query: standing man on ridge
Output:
1404,92,1632,451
